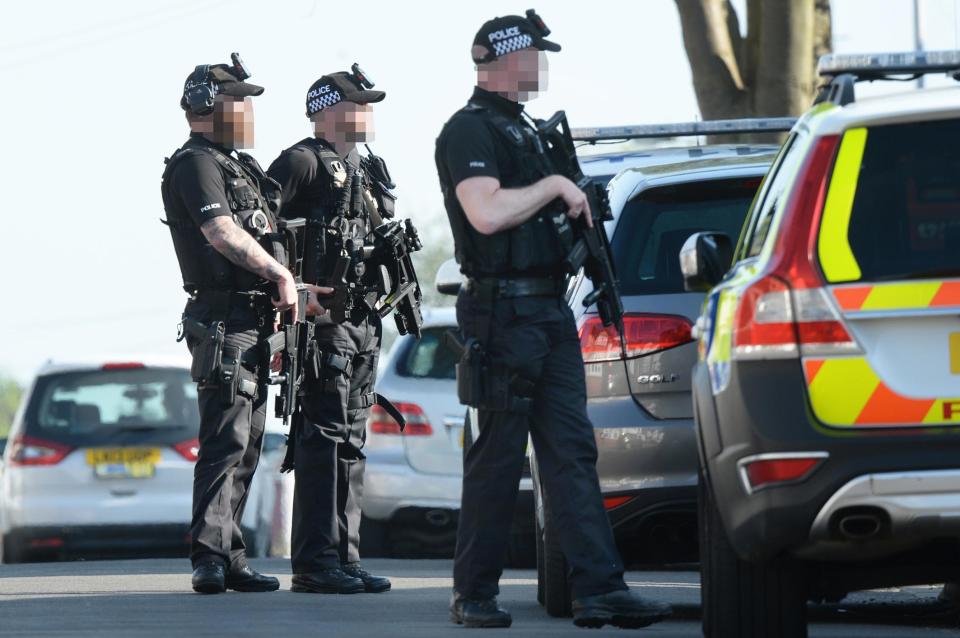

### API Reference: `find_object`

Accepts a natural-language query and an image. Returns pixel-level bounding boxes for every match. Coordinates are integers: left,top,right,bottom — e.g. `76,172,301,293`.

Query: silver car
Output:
360,307,464,556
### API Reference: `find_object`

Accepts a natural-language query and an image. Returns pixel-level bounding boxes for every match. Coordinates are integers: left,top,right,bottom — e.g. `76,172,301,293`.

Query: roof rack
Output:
571,117,797,143
815,50,960,106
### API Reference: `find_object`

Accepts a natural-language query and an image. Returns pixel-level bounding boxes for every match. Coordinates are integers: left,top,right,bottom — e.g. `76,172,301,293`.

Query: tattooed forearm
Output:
200,217,288,282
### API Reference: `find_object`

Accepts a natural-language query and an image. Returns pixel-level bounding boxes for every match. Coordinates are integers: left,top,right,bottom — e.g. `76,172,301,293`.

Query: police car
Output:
685,51,960,637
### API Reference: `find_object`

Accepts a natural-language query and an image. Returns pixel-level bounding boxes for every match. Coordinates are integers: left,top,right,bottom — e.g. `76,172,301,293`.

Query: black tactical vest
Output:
161,138,285,295
437,100,572,279
275,138,390,287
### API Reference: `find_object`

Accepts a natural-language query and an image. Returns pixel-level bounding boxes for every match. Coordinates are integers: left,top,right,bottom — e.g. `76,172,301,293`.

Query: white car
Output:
360,307,465,556
0,358,285,563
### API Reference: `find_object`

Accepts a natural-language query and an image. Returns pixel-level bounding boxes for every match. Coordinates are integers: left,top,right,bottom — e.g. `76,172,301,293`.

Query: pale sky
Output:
1,0,958,382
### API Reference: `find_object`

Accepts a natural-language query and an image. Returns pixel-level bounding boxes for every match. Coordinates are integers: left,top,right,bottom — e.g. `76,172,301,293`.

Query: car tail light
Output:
603,495,634,510
738,453,828,493
8,436,73,466
368,402,433,436
102,362,145,370
29,537,65,549
580,314,693,363
173,438,200,462
731,135,861,360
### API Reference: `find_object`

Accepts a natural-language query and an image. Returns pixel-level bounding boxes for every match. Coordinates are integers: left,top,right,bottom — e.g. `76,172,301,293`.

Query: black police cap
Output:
472,9,561,64
179,64,264,111
305,68,386,117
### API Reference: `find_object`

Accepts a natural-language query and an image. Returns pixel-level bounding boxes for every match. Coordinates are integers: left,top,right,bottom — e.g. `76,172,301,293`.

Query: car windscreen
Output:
24,367,199,446
611,177,760,295
843,118,960,282
395,327,457,380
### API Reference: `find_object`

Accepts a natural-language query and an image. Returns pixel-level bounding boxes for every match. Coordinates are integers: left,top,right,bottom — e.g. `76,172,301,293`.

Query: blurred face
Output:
213,95,254,149
312,101,375,147
477,48,549,102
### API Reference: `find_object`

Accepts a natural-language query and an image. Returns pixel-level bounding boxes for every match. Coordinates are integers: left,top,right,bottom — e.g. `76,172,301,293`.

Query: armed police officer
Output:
268,66,416,595
435,13,673,629
161,54,327,594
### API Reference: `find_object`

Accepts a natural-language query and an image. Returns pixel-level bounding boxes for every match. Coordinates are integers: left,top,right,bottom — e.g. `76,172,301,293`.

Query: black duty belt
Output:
192,290,275,315
464,277,565,302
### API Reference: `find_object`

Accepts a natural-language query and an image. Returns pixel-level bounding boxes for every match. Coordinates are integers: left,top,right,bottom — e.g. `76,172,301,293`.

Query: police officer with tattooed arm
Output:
435,12,672,629
267,66,421,595
161,54,328,594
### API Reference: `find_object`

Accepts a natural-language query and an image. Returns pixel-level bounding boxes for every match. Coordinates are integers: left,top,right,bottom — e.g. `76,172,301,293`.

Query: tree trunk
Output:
675,0,749,119
752,0,816,117
677,0,831,124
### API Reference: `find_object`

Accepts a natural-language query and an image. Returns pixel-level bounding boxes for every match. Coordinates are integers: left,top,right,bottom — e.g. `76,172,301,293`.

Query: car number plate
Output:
86,448,160,479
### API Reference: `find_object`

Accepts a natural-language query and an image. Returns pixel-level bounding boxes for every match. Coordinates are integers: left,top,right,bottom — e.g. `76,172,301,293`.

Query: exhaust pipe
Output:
833,508,887,541
425,509,452,528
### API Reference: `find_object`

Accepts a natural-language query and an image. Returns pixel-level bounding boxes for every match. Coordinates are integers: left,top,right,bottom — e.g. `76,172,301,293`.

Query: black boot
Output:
572,589,672,628
291,568,365,594
342,562,391,593
450,595,513,628
191,561,226,594
225,564,280,592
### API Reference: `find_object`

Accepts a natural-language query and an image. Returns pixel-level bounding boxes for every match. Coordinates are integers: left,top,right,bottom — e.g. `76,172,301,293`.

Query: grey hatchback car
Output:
534,119,792,616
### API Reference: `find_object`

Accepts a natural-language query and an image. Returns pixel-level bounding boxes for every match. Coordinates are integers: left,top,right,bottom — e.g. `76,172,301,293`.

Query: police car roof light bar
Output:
570,117,797,143
817,50,960,80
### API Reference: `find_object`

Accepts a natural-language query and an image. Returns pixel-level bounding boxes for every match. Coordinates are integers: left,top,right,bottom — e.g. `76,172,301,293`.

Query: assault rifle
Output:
263,217,314,426
535,111,627,360
370,218,424,338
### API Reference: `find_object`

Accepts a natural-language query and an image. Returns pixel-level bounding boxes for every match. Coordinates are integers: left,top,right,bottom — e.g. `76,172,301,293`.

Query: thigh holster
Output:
307,342,354,394
447,332,534,415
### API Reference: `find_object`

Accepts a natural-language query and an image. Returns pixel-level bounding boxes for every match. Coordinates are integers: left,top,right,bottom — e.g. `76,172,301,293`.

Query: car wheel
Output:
699,471,808,638
1,534,23,564
462,409,474,457
242,524,266,559
543,516,572,617
359,515,390,558
535,509,545,605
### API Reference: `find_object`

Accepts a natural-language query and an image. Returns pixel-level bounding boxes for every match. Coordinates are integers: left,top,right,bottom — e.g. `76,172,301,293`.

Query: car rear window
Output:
611,178,760,295
24,367,198,446
396,327,457,380
845,118,960,282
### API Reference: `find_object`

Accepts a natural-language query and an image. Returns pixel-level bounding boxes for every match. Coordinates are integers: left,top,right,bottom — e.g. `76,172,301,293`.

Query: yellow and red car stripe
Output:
804,357,960,427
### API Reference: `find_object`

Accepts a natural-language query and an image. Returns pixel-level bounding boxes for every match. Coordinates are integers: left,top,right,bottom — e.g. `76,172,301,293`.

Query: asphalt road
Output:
0,559,957,637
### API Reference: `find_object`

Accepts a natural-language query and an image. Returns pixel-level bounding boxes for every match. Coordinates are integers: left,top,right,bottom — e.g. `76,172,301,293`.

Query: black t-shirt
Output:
163,135,235,228
436,87,529,192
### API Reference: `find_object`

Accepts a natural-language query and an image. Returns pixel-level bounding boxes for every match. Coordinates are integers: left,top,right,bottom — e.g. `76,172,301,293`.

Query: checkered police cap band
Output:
306,86,342,115
491,33,534,58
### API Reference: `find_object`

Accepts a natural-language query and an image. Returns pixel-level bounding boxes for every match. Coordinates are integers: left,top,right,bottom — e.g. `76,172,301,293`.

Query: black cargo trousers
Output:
453,291,627,601
291,312,382,573
184,301,270,571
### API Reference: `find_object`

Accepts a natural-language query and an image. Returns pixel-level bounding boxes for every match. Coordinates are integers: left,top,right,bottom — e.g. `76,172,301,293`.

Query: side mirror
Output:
435,258,463,296
679,232,734,292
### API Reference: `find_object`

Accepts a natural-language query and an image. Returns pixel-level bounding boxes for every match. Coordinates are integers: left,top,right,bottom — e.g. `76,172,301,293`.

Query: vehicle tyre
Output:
0,534,23,564
699,471,808,638
241,525,265,559
462,409,474,457
250,518,271,558
359,515,390,558
535,517,545,606
506,530,536,568
542,512,572,617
